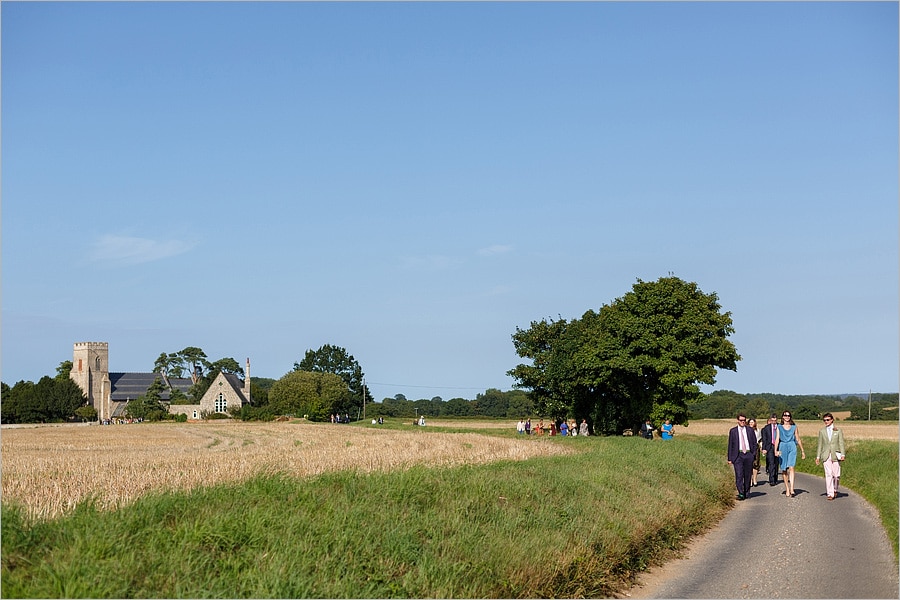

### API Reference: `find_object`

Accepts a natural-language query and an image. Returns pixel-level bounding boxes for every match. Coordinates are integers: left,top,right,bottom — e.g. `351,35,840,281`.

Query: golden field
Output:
0,421,573,520
2,418,894,521
427,417,899,442
671,418,899,441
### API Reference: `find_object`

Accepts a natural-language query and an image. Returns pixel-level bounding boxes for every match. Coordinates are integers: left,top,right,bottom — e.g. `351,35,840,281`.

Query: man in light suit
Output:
727,413,758,501
760,413,779,486
815,412,846,501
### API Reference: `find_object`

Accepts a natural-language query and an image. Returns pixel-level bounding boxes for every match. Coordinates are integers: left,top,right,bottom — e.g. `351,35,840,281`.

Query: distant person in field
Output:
641,420,655,440
727,413,757,501
774,411,806,498
579,419,589,436
525,419,531,435
815,412,846,501
747,418,762,486
517,419,526,434
760,414,779,486
559,420,568,436
660,419,674,440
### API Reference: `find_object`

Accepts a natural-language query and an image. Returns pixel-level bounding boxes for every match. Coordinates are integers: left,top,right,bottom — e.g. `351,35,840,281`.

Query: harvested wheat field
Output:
1,421,573,520
430,418,899,442
673,418,898,441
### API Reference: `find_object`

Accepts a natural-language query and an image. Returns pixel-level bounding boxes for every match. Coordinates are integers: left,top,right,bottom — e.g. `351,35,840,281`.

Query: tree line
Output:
691,390,899,421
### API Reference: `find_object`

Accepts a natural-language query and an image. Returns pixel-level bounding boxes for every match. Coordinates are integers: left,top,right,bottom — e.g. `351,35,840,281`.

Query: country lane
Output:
626,471,898,599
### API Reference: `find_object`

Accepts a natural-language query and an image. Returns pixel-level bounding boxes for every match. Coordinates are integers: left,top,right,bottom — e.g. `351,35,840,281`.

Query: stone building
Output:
70,342,250,420
169,370,251,420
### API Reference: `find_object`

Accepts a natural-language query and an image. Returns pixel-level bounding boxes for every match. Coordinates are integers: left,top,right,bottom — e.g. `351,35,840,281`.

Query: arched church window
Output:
215,393,227,413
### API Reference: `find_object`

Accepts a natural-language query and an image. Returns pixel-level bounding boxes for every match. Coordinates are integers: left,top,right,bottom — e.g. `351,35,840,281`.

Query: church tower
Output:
70,342,111,421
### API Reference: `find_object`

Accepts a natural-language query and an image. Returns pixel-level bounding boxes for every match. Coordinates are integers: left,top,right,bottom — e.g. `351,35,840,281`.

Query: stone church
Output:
70,342,251,421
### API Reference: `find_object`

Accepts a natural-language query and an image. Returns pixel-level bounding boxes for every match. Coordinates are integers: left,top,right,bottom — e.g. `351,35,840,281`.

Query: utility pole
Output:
868,389,872,421
362,378,366,420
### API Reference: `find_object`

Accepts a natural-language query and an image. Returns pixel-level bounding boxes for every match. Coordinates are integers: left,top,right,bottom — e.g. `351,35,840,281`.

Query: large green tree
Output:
509,276,740,434
269,370,353,421
294,344,371,409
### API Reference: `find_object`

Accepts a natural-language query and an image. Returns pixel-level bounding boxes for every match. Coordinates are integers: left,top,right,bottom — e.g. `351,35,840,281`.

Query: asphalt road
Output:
627,471,898,599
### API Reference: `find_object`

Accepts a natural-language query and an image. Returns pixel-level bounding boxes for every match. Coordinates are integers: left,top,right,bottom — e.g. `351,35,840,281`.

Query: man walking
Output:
760,413,779,486
815,412,846,501
727,413,757,500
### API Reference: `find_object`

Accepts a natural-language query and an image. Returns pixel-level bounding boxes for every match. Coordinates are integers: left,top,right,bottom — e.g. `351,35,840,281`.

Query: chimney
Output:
244,358,251,404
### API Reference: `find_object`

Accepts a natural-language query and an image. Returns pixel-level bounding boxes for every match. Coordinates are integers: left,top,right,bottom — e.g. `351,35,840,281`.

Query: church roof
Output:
108,373,193,401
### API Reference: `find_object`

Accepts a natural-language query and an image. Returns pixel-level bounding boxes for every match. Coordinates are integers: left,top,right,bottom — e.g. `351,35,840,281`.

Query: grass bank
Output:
2,436,732,598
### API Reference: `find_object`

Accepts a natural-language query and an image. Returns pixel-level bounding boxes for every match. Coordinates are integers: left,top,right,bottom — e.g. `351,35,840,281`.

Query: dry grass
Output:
676,418,898,441
1,421,572,520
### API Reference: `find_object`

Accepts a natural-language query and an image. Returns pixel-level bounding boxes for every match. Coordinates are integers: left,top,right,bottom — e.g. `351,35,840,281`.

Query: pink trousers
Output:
823,458,841,497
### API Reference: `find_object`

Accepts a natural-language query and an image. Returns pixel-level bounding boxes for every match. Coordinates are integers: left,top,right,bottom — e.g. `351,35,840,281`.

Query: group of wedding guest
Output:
517,418,590,436
728,410,845,502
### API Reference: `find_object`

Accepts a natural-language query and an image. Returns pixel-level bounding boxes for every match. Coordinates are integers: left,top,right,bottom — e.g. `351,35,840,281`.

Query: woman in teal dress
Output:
774,411,806,497
660,419,674,440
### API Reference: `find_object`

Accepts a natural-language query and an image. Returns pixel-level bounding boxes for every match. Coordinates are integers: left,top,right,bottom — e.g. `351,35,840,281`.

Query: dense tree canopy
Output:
294,344,371,409
1,374,86,424
269,370,352,421
509,276,741,434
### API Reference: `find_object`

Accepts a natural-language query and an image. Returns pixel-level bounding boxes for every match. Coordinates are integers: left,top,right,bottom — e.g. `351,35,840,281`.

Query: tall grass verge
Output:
2,437,732,598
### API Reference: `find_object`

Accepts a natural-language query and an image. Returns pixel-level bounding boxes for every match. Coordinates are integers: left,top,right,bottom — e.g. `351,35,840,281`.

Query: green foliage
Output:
238,403,279,421
688,391,899,421
54,360,73,381
367,390,533,418
269,370,351,421
74,405,97,422
166,387,191,405
207,357,243,378
0,376,87,424
294,344,371,409
125,377,169,421
249,377,275,407
510,276,740,434
847,393,900,420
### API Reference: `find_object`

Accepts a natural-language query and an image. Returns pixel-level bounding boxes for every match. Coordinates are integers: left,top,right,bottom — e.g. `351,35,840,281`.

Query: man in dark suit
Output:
760,413,779,486
727,413,758,500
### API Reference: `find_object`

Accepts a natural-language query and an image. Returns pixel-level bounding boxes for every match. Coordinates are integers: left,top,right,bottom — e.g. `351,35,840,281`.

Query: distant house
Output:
170,371,251,420
69,342,250,421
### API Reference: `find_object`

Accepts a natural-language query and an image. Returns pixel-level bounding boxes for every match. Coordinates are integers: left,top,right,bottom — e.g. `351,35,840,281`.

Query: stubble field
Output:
2,418,893,521
1,420,572,520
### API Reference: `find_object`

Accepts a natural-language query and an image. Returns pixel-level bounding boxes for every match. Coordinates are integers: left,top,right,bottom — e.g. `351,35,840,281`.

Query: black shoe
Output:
737,494,745,500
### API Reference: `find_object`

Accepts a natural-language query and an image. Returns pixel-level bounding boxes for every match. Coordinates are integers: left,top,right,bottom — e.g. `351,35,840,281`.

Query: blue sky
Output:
3,2,897,400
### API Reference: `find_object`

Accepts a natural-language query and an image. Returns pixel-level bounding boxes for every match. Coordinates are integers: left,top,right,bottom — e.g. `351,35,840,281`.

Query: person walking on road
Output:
815,412,846,501
727,413,757,500
760,414,779,486
747,418,761,486
774,411,805,498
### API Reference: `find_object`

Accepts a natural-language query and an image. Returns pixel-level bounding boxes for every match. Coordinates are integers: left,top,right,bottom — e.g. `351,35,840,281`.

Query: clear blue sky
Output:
3,2,897,400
